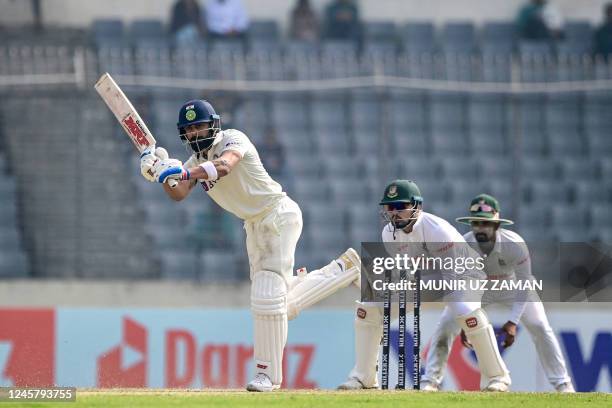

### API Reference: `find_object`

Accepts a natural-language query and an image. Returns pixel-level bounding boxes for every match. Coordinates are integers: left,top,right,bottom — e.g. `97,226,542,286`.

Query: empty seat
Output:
316,129,351,155
363,21,397,42
564,21,592,45
551,205,590,237
591,204,612,228
470,130,507,156
479,157,514,182
293,177,330,202
322,154,356,179
441,22,476,52
468,94,508,133
249,20,280,41
92,19,124,45
329,178,369,203
573,182,610,203
392,130,429,155
199,251,240,281
431,132,469,155
311,94,347,132
130,19,166,45
549,131,585,156
561,159,599,182
516,206,551,230
390,91,427,133
401,22,436,53
430,93,467,132
271,97,309,129
350,92,381,131
353,129,381,156
525,180,572,203
439,158,479,181
545,94,581,133
521,157,559,180
481,22,516,48
160,250,198,280
587,130,612,157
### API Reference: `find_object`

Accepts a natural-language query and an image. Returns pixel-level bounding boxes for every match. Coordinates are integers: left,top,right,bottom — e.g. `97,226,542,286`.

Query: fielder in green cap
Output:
419,194,575,393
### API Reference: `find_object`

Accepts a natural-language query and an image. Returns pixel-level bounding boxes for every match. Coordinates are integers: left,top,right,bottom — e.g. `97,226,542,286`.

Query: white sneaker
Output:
420,381,440,392
337,377,375,390
337,248,360,287
556,382,576,393
246,373,279,392
484,379,509,392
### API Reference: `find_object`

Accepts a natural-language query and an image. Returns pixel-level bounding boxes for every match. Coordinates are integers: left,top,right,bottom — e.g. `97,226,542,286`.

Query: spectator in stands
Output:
323,0,361,41
205,0,250,40
516,0,564,41
289,0,320,42
594,3,612,60
259,127,285,180
170,0,207,43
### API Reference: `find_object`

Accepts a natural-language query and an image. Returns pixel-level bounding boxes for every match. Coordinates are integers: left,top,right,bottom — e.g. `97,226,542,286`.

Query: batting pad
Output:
286,248,360,320
457,308,511,387
251,271,288,385
348,301,383,387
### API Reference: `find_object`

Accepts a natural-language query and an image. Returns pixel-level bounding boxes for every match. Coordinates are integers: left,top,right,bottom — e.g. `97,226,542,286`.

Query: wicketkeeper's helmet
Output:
379,179,423,232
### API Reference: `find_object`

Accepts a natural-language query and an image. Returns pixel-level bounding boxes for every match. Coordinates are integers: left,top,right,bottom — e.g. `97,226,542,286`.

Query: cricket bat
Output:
94,72,177,187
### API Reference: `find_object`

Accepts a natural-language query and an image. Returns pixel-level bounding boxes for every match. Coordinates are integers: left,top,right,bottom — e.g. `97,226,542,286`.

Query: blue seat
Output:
573,181,610,203
160,251,198,280
441,22,476,53
545,94,581,133
439,158,479,181
199,251,241,282
561,159,599,182
431,132,469,155
521,157,558,180
350,92,381,131
564,21,593,45
92,19,124,46
524,180,572,203
600,158,612,180
470,130,507,156
549,130,585,156
591,204,612,228
0,251,29,278
588,131,612,157
393,130,429,155
130,19,166,45
363,21,397,42
322,154,355,178
249,20,280,41
479,157,513,182
481,22,516,48
390,91,427,133
271,97,309,129
468,94,508,133
311,94,347,132
430,92,467,132
401,22,436,53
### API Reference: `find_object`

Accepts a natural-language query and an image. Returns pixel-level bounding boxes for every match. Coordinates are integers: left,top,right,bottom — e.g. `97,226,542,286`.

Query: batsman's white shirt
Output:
184,129,286,221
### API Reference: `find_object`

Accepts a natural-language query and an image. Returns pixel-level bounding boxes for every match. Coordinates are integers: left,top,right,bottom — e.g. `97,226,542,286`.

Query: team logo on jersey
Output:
185,110,196,121
387,185,398,198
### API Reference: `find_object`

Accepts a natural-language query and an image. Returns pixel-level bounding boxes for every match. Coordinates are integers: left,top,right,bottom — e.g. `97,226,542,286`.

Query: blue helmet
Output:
177,99,221,153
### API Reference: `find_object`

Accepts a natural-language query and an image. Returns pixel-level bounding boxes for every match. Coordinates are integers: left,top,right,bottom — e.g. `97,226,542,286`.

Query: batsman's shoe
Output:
246,373,279,392
555,382,576,393
484,379,510,392
420,381,440,392
337,377,375,390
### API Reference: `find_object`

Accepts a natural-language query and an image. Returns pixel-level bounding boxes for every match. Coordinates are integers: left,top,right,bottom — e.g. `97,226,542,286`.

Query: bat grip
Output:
167,179,178,188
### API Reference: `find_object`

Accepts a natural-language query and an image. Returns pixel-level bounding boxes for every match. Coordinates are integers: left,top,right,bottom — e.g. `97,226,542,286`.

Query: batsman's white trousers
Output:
423,299,572,388
244,196,302,386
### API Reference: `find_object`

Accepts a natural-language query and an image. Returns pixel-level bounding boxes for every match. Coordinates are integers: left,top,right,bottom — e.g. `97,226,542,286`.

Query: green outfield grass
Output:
3,389,611,408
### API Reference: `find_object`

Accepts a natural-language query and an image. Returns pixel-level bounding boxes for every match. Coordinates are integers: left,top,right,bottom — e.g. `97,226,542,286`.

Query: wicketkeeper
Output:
338,180,512,392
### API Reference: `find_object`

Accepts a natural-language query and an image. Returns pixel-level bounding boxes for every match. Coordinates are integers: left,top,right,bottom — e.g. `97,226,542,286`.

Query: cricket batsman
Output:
139,99,360,391
420,194,575,392
338,180,512,391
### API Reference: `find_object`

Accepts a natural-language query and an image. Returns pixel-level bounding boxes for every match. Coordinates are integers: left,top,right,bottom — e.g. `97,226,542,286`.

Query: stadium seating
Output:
1,17,611,282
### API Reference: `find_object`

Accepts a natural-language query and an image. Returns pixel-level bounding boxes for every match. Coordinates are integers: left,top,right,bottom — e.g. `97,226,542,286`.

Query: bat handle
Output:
167,179,178,188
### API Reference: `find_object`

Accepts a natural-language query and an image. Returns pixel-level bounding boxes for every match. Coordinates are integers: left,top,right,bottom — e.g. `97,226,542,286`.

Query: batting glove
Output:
153,158,189,184
140,146,169,182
